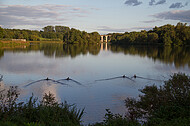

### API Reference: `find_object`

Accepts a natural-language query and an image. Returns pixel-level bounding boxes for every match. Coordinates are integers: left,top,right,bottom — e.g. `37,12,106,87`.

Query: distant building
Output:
12,39,26,42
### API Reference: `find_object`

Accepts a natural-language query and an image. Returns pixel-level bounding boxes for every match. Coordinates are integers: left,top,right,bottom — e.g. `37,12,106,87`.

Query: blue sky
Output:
0,0,189,34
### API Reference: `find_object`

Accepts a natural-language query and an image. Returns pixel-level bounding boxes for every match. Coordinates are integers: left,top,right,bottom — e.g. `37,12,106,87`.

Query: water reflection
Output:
110,45,190,68
0,42,189,68
20,80,60,102
100,42,111,51
0,42,101,59
0,42,190,124
31,43,101,58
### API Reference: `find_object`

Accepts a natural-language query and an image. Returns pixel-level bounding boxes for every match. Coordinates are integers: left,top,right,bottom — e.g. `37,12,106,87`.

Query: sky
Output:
0,0,189,34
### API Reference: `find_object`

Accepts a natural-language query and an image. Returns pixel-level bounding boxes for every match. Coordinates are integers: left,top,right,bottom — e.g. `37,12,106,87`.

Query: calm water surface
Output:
0,43,190,124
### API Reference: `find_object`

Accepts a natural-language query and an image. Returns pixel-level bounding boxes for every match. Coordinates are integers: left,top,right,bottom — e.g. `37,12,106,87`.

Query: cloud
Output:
169,2,188,9
124,0,142,6
0,53,62,75
97,26,130,33
149,0,166,6
0,4,92,29
0,5,58,18
97,26,153,33
141,19,161,23
153,10,190,22
155,0,166,5
149,0,155,6
131,26,153,31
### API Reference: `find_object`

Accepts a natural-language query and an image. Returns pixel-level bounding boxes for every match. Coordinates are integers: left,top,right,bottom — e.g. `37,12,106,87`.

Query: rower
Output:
134,74,137,78
66,77,70,80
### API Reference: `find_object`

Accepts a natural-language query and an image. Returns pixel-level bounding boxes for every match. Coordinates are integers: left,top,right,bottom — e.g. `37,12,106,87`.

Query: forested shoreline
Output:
110,22,190,46
0,26,100,44
0,22,190,46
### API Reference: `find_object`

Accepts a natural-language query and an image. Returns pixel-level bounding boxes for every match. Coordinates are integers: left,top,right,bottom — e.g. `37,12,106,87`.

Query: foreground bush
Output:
90,109,140,126
125,73,190,125
91,73,190,126
0,87,84,126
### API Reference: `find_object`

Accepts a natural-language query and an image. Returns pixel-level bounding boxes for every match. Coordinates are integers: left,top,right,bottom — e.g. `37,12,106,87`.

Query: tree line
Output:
0,26,100,44
111,22,190,46
1,23,190,45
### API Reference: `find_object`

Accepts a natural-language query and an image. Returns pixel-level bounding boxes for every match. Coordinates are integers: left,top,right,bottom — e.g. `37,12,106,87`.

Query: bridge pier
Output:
100,35,111,42
105,36,108,42
100,36,104,42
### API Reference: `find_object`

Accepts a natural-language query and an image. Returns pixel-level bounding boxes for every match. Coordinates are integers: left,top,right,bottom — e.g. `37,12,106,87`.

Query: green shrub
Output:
90,109,140,126
125,73,190,125
0,88,84,126
0,121,17,126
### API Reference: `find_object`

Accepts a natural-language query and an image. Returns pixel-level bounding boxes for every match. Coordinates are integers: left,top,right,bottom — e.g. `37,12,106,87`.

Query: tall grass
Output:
0,87,84,126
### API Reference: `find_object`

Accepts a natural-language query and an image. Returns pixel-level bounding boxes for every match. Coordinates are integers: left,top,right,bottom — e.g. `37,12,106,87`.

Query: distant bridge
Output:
100,35,111,42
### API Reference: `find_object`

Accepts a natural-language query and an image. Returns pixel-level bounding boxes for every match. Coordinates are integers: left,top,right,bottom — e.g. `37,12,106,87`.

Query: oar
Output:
57,77,84,86
132,75,163,81
54,81,69,86
123,75,135,82
23,78,68,88
95,75,135,82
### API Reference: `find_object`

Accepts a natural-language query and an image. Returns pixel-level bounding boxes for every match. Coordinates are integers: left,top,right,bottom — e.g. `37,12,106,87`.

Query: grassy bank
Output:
0,41,29,49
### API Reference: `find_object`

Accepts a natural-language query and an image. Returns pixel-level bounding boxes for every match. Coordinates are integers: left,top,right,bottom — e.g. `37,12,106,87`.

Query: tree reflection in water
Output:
111,45,190,68
0,42,189,68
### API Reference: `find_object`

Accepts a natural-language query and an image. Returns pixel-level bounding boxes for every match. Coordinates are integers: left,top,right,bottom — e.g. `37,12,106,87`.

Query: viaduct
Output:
100,35,111,42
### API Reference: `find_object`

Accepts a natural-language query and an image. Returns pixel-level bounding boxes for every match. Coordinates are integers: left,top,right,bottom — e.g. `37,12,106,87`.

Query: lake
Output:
0,42,190,124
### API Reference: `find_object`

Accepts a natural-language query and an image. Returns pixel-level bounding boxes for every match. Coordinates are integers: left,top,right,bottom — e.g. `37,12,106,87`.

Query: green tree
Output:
55,26,70,33
163,32,173,45
89,32,100,43
29,35,40,41
0,27,4,38
110,22,190,46
125,73,190,125
147,33,158,43
43,26,55,32
137,30,147,43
